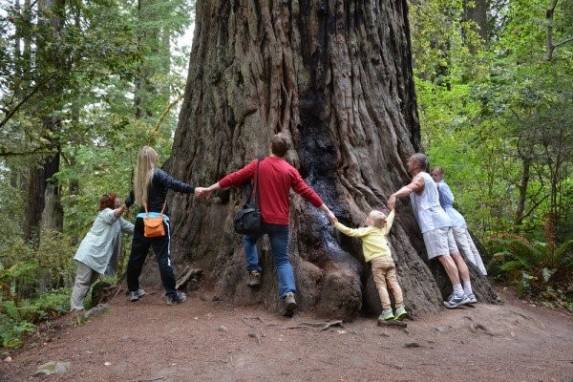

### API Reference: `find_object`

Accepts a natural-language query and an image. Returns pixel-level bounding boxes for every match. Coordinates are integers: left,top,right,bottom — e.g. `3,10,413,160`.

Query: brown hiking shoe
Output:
282,292,297,317
247,271,261,287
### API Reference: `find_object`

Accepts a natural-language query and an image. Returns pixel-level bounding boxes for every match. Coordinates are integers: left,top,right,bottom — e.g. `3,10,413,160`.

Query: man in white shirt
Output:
388,153,477,308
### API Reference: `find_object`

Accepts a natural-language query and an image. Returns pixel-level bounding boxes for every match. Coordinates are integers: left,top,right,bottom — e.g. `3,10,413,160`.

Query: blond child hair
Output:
368,210,387,229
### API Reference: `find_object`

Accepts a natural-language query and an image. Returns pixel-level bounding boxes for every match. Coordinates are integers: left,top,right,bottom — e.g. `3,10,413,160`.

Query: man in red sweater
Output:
196,133,336,316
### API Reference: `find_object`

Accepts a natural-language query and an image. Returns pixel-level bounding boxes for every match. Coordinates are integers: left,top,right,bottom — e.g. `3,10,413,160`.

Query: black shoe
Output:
247,270,261,287
166,291,187,305
282,292,297,317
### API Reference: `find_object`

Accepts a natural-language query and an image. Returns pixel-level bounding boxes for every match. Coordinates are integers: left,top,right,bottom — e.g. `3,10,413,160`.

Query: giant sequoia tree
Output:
164,0,496,318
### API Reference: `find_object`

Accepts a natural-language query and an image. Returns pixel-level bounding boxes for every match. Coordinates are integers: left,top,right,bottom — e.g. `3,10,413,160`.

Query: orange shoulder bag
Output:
143,202,166,238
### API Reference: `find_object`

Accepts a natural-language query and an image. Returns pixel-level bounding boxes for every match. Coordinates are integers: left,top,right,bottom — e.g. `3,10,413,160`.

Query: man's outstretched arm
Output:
388,175,425,209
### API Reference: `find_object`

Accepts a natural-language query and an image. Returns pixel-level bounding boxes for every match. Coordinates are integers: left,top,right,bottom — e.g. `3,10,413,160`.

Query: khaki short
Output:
422,227,458,260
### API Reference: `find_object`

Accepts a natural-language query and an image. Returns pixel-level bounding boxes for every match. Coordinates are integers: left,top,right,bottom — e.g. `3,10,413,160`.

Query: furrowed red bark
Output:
154,0,497,318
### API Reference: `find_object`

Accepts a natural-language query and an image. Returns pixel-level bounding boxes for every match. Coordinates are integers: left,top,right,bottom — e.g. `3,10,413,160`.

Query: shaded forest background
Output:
0,0,572,348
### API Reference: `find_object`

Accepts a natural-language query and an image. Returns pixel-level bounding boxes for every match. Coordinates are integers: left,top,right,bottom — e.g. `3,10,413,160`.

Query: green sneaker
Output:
379,308,395,321
394,306,408,321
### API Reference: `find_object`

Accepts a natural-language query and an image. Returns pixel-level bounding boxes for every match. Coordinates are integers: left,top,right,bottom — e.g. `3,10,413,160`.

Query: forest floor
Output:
1,288,572,382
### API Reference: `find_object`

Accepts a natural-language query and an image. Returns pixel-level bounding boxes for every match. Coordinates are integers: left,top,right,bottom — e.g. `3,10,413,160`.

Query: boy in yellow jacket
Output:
330,209,407,321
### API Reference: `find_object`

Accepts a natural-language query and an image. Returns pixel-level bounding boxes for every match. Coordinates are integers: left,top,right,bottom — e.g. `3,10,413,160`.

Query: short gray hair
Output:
410,153,428,171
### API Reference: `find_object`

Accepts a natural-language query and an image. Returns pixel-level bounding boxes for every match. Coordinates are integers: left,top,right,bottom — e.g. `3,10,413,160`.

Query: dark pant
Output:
243,223,295,297
127,218,177,298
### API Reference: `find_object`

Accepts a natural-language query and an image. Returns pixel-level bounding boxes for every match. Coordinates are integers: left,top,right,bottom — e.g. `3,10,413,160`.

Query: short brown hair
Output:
271,133,290,157
99,193,117,211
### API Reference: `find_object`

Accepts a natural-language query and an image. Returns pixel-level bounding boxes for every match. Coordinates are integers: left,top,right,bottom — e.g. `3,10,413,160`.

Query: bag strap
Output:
254,159,261,210
143,201,167,216
246,159,262,209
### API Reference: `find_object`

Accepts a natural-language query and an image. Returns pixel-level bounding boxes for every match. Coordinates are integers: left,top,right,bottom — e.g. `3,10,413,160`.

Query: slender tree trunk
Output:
463,0,489,42
166,0,497,318
134,0,165,120
514,156,531,227
24,0,66,242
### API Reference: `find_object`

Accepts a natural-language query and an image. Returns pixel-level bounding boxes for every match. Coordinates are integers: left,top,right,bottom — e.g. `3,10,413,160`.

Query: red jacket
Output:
219,156,323,225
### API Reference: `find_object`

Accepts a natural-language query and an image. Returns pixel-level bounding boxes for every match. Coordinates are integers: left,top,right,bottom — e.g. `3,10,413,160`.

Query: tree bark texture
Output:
163,0,497,319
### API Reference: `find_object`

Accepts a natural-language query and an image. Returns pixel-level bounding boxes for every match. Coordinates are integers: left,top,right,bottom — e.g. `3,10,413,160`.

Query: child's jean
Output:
370,256,403,310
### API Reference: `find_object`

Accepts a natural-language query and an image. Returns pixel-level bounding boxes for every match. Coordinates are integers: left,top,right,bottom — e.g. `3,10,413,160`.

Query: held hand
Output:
327,210,338,225
387,195,397,210
194,187,209,198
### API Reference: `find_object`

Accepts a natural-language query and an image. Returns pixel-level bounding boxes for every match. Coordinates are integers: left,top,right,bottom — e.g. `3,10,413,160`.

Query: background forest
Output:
0,0,572,348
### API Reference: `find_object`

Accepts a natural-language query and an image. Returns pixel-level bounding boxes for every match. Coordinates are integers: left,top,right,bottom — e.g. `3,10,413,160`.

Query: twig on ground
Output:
376,360,404,370
129,377,165,382
240,317,255,329
320,320,344,331
243,315,265,324
248,331,262,344
175,267,202,290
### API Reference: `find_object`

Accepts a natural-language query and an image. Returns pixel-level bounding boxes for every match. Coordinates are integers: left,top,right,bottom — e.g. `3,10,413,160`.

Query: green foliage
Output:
411,0,573,308
0,231,75,301
412,0,573,237
486,237,573,310
0,0,194,349
0,289,69,348
0,314,35,348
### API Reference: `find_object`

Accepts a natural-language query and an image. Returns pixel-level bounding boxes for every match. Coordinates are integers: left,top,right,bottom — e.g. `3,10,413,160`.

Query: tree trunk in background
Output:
23,0,66,243
463,0,489,42
134,0,170,120
514,155,531,227
166,0,497,319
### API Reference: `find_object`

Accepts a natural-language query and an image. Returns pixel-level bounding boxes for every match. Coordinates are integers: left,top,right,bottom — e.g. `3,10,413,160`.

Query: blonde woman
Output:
125,146,195,305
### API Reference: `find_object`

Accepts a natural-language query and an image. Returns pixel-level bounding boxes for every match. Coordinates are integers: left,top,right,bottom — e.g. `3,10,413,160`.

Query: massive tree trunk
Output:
165,0,497,319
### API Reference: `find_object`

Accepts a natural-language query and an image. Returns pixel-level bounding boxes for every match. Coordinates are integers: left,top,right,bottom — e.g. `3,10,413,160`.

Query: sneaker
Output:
247,270,261,287
394,306,408,321
379,308,395,321
282,292,297,317
443,294,470,309
128,289,146,302
465,293,478,304
166,291,187,305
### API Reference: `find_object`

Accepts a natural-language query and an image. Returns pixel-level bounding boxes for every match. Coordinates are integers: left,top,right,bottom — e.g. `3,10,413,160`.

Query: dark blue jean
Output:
243,223,295,297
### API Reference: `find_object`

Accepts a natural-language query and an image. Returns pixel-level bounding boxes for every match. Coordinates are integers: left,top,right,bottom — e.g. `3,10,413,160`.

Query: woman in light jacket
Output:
70,193,134,311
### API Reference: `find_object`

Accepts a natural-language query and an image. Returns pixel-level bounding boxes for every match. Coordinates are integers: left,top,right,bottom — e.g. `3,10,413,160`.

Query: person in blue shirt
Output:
431,167,487,276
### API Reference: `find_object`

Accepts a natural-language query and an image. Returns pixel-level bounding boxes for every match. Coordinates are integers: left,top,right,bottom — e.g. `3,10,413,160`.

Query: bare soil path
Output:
1,289,572,382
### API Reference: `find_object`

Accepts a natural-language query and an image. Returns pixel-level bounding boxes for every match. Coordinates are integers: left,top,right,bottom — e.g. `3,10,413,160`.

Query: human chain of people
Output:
71,133,488,324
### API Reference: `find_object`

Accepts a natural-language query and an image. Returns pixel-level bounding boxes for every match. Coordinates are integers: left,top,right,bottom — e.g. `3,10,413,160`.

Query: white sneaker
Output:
443,294,469,309
465,293,478,304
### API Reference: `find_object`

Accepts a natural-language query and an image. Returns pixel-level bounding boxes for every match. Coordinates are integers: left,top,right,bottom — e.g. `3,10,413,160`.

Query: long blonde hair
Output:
134,146,159,207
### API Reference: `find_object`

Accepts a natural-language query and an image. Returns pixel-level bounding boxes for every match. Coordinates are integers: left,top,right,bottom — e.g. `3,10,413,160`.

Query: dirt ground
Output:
1,288,572,382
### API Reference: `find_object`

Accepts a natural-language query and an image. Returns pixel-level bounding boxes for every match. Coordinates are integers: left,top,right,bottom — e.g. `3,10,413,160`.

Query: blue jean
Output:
243,223,295,297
